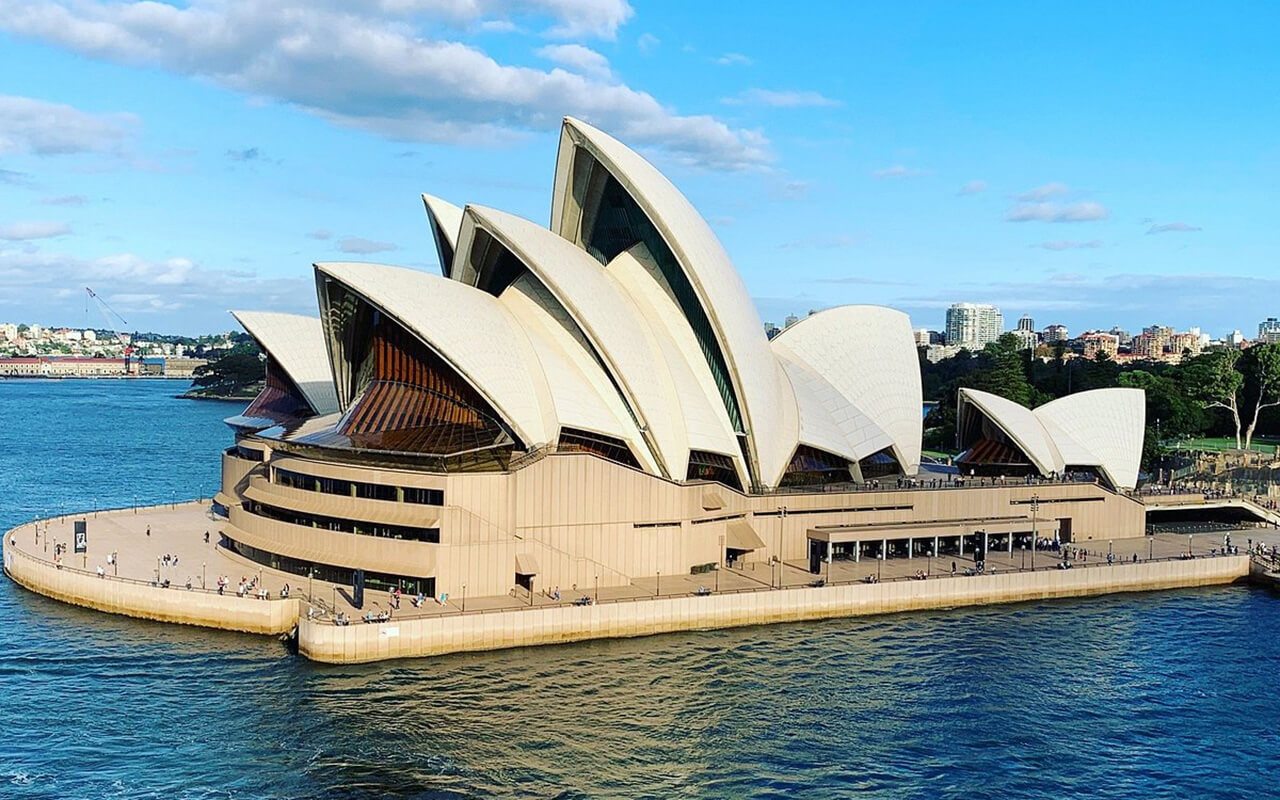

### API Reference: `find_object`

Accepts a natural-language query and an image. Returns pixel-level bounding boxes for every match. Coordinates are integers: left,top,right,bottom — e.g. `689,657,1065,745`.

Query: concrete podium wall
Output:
296,555,1249,664
4,544,300,635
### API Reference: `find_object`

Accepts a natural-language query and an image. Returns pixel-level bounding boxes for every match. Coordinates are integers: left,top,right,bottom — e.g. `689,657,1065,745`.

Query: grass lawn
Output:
1169,437,1279,455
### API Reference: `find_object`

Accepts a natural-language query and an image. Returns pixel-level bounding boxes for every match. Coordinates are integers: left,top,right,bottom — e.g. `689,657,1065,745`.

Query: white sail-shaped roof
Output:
551,116,796,489
421,194,463,278
499,272,659,474
775,350,895,464
958,387,1145,489
314,262,556,449
229,310,339,415
1036,388,1145,490
772,306,923,473
959,389,1064,476
461,204,709,480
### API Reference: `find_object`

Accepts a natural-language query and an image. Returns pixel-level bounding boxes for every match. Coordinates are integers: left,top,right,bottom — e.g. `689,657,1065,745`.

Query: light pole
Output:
594,574,599,603
1030,495,1039,571
202,562,206,589
462,584,467,613
776,505,787,589
656,570,661,597
1149,538,1154,561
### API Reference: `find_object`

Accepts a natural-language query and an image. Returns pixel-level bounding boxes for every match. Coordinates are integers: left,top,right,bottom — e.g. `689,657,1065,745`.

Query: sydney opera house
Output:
214,117,1146,603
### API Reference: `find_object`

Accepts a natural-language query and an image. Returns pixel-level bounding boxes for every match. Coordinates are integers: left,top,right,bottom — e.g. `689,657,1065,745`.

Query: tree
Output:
1182,350,1245,448
969,333,1037,406
1243,343,1280,450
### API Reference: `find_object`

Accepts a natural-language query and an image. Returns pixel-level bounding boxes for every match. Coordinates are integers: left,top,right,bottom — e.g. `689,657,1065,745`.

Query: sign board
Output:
73,520,87,554
353,569,365,609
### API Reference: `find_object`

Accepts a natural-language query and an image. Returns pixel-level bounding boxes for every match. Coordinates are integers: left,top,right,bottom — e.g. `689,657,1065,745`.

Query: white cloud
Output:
0,246,314,328
957,180,986,196
40,195,89,206
338,236,398,254
307,229,332,240
0,0,768,170
0,220,71,240
1147,221,1201,234
536,43,612,80
723,89,841,108
0,95,138,156
1015,182,1070,201
1005,201,1109,223
715,52,752,66
637,32,659,53
873,165,928,179
1034,239,1103,250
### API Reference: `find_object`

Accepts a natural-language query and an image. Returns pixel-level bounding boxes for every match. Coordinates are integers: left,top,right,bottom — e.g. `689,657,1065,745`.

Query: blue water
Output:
1,379,1278,799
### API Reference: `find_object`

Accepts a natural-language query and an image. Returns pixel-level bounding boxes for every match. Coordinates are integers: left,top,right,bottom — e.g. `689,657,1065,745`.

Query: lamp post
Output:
462,584,467,613
1030,494,1039,571
656,570,661,597
1149,538,1154,561
776,505,787,589
594,574,599,603
202,562,206,589
716,535,723,593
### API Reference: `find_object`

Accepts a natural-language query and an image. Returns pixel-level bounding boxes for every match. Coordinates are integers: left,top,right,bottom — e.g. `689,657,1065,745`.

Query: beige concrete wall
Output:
220,450,261,498
296,555,1248,664
225,443,1148,604
3,541,300,635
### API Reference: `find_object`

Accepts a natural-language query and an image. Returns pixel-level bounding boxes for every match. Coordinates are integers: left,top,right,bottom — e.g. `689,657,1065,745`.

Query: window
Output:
272,467,444,506
248,501,441,543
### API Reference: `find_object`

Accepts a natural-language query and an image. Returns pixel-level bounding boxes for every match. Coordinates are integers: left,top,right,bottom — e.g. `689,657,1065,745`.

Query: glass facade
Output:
224,536,435,596
246,500,441,543
273,467,444,506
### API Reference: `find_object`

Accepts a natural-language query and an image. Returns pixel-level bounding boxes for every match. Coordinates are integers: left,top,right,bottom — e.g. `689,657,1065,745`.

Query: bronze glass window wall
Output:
273,467,444,506
246,500,441,543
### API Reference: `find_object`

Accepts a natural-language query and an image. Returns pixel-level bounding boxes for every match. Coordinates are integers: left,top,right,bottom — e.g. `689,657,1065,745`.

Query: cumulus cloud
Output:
1147,221,1201,234
1034,240,1103,250
1015,182,1070,201
0,0,768,170
0,95,138,156
536,43,612,80
1005,201,1109,223
337,236,398,254
873,165,928,179
957,180,986,196
0,220,71,240
722,89,841,108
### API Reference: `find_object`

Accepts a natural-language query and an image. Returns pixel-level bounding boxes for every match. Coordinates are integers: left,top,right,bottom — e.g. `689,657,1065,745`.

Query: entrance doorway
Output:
808,539,824,574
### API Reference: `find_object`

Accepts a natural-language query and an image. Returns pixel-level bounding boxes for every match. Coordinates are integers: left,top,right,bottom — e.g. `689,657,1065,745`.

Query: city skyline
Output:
1,2,1278,335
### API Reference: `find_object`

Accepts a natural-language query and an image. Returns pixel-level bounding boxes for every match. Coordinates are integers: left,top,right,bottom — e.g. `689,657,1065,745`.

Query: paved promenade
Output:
7,501,1280,628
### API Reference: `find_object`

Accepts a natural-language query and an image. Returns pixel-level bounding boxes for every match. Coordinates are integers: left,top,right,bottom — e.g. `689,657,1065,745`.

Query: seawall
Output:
296,555,1250,664
3,543,300,635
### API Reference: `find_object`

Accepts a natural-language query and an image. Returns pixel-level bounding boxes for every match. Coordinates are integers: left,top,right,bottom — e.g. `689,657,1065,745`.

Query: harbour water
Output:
2,380,1278,799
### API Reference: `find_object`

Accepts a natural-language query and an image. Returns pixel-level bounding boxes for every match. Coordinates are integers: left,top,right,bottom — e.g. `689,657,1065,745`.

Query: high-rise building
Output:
1016,314,1035,332
945,303,1003,349
1043,324,1069,342
783,314,799,329
1082,332,1119,360
1259,318,1280,344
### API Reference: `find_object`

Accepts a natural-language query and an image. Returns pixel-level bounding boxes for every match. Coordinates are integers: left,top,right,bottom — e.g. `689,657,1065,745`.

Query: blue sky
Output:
0,0,1276,336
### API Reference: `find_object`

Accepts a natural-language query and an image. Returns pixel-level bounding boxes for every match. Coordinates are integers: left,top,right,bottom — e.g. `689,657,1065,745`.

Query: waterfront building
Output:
214,117,1147,603
945,303,1003,349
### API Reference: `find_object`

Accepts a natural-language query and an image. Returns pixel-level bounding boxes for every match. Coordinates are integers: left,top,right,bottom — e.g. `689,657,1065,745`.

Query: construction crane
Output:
85,287,134,374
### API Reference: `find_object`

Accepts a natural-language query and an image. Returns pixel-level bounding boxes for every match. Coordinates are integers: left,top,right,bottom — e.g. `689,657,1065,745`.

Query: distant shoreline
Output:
178,391,255,402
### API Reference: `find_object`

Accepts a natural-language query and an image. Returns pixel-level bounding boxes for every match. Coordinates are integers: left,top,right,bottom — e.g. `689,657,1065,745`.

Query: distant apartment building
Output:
913,329,942,346
1260,318,1280,344
1130,333,1161,358
1012,329,1038,351
945,303,1003,349
1227,330,1247,348
1168,332,1202,358
1043,324,1069,342
1016,314,1035,332
763,322,780,339
1082,332,1119,360
0,323,17,342
783,314,799,330
1108,326,1131,346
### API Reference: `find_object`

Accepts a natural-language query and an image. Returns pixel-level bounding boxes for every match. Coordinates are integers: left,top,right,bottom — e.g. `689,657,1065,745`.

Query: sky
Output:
0,0,1277,337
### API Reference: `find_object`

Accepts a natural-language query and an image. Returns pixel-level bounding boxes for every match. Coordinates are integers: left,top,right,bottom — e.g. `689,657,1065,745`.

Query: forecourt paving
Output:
4,501,1276,661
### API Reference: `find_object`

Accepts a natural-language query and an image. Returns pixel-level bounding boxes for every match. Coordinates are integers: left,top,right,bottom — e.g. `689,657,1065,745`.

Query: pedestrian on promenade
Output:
96,565,105,578
204,531,210,543
146,526,151,537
